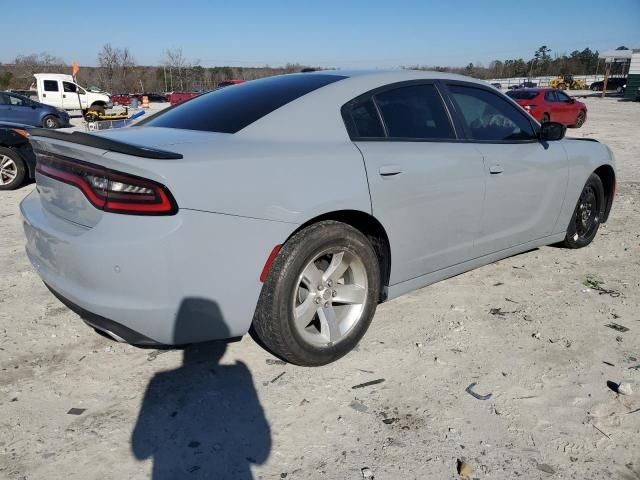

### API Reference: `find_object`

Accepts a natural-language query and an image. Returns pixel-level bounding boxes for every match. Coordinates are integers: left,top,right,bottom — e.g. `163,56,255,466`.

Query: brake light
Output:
10,128,30,138
34,150,178,215
522,105,537,112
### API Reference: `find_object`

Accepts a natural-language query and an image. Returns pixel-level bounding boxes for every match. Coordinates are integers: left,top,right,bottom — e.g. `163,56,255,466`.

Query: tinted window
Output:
7,94,27,106
143,74,345,133
43,80,59,92
555,91,572,102
506,90,540,100
63,82,77,93
348,99,384,138
544,91,557,102
0,93,8,105
374,84,455,139
449,85,536,141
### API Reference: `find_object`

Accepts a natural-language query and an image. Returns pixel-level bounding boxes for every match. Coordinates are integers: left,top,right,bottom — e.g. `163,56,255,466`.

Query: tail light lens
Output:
523,105,537,112
35,150,178,215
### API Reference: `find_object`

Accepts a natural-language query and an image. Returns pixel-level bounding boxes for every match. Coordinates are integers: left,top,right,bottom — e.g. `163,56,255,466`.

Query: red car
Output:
506,88,587,128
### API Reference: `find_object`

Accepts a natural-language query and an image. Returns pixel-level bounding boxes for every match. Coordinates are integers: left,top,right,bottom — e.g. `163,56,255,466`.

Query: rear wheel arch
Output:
287,210,391,302
593,165,615,222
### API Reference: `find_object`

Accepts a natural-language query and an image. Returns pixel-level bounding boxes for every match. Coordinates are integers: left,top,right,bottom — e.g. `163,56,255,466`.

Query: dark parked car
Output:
0,92,70,128
490,82,502,89
0,122,35,190
509,81,537,90
589,77,627,93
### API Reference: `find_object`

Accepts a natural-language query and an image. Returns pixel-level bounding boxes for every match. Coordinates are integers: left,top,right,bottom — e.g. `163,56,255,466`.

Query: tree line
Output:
0,45,317,93
408,45,630,79
0,44,631,92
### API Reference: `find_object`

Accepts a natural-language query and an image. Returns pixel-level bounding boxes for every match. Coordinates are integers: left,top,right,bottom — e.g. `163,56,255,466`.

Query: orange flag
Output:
72,60,79,78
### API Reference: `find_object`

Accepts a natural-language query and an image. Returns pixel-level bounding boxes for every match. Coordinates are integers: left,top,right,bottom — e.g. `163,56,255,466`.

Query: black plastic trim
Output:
28,128,183,159
46,284,162,346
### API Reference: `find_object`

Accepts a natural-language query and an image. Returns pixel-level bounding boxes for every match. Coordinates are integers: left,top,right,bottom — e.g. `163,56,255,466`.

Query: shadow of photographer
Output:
131,298,271,479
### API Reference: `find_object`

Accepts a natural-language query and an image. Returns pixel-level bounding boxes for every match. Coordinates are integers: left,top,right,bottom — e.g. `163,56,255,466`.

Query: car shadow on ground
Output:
131,299,271,479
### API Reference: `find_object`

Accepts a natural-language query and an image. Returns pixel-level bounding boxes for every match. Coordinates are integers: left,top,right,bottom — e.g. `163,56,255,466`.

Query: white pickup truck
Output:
33,74,112,119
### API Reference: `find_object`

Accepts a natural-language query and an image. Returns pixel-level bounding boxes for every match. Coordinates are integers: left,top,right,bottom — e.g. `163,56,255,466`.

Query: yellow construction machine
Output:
549,74,586,90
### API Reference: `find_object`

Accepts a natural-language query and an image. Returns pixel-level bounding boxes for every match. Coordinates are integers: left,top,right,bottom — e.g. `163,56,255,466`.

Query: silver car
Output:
21,71,616,366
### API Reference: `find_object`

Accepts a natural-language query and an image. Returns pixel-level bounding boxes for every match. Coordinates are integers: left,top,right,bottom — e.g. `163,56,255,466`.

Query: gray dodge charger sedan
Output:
20,70,616,366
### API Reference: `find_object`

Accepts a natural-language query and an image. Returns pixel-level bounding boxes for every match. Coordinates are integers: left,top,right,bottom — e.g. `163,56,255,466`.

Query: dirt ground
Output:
1,97,639,480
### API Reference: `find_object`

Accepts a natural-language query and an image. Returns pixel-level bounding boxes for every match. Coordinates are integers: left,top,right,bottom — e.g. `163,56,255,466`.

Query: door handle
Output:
378,165,403,177
43,93,46,97
489,165,504,174
63,94,66,98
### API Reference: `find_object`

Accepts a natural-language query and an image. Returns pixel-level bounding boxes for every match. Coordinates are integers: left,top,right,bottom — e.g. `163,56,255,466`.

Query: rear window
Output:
506,90,540,100
142,74,346,133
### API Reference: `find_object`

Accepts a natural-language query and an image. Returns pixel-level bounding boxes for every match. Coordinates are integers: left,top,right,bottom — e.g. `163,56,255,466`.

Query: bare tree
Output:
13,53,66,89
98,44,119,91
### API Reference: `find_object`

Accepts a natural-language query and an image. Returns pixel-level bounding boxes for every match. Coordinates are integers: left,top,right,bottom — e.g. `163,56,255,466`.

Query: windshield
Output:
506,91,540,100
141,74,346,134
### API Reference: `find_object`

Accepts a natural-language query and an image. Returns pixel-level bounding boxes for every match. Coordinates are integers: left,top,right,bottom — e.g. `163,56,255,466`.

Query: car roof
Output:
307,68,488,85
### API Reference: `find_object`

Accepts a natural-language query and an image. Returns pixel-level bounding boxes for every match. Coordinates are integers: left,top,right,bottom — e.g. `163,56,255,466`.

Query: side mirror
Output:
568,98,575,104
539,121,566,141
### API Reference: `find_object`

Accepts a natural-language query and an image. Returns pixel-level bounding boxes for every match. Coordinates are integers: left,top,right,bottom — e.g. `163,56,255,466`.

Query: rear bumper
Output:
20,190,293,345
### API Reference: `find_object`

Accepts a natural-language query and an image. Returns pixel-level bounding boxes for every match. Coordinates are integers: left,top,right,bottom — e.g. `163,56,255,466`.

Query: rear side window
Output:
374,85,455,139
348,99,385,138
506,90,540,100
449,85,536,141
544,91,557,102
43,80,59,92
142,74,346,134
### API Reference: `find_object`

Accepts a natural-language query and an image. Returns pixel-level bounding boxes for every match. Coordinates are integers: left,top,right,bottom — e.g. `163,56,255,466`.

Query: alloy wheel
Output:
0,155,17,186
292,249,368,346
575,185,598,239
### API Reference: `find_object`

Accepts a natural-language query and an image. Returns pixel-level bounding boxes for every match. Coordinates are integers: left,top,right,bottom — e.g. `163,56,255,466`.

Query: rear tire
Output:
252,220,381,366
0,147,26,190
560,173,605,249
42,115,60,129
573,111,586,128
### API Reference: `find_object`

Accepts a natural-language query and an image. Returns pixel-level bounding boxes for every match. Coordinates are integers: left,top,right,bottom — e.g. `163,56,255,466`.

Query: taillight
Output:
34,150,178,215
522,105,537,112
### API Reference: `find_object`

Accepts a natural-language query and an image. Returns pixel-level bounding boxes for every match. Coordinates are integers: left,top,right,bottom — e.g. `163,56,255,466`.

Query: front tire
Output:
0,147,26,190
560,173,605,249
42,115,60,129
252,221,381,366
572,111,586,128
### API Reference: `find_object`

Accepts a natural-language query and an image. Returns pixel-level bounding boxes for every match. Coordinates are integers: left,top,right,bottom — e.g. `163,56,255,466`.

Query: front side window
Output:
555,91,572,102
142,74,346,134
374,84,455,139
8,94,27,106
448,85,536,141
544,91,557,102
63,82,77,93
43,80,59,92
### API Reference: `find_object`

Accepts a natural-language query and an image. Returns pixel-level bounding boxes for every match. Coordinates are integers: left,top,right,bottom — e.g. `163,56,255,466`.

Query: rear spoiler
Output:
27,128,183,160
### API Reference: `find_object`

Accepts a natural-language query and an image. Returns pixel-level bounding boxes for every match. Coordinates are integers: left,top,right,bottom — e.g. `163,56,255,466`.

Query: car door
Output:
62,81,85,110
40,79,62,107
444,82,568,255
0,93,18,122
554,90,577,124
6,94,36,124
346,82,486,284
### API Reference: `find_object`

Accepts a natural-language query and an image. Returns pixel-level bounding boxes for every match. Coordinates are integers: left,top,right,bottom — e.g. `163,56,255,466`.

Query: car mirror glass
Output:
539,121,566,141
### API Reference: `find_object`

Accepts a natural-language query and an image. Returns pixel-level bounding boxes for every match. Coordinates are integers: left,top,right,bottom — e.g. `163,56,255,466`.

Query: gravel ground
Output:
1,97,639,480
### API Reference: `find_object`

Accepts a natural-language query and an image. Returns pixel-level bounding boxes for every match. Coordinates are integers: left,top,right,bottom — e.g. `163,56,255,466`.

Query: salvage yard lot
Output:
1,97,639,479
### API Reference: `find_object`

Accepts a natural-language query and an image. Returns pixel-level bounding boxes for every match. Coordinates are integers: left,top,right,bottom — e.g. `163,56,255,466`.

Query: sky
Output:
2,0,639,68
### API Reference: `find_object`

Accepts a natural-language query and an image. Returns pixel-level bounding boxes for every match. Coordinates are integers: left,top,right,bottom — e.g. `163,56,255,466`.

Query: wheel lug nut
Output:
324,302,329,308
332,290,337,297
314,297,321,304
317,285,323,291
327,280,333,287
